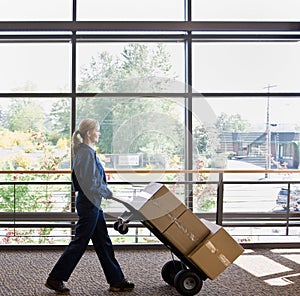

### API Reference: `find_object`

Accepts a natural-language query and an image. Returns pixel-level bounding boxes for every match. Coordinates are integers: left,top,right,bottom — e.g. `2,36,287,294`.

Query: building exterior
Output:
221,132,300,169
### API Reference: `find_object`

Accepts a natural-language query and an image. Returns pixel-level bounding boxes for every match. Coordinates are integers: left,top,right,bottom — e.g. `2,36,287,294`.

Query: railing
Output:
0,169,300,247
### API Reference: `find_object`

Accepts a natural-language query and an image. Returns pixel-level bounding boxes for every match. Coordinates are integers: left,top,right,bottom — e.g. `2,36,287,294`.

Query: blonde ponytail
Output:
71,130,83,157
71,118,100,157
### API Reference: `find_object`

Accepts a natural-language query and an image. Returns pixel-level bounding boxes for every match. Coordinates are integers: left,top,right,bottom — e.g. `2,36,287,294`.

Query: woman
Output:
45,118,134,294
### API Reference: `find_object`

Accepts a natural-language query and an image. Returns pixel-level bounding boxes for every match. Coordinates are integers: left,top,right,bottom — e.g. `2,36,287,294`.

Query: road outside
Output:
223,159,299,213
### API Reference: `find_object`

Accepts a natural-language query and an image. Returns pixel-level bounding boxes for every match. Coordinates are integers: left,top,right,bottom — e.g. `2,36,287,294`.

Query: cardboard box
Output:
162,209,211,255
188,219,244,280
135,183,187,232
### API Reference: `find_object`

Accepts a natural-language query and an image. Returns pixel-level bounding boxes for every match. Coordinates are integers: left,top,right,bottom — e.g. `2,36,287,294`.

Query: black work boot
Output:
45,276,70,294
109,279,135,292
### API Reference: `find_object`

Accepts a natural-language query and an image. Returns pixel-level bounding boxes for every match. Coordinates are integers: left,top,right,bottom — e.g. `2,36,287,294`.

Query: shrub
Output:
56,137,70,150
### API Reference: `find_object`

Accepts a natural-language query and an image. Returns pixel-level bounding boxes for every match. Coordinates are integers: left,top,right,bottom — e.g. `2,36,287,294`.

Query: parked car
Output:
276,187,300,208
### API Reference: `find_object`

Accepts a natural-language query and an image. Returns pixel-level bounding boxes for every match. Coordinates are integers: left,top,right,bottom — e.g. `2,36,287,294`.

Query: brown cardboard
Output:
162,209,211,255
138,183,187,232
188,219,244,280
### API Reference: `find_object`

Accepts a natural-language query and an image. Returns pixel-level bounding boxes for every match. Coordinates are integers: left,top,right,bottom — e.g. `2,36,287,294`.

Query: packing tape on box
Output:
205,241,217,253
218,254,231,267
167,212,176,223
173,217,199,242
205,241,231,267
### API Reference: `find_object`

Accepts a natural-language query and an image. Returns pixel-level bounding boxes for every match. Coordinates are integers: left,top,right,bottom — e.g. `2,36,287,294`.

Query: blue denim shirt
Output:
72,143,112,208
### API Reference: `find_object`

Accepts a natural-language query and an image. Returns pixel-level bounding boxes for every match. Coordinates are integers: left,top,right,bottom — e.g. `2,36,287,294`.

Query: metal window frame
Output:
1,0,300,247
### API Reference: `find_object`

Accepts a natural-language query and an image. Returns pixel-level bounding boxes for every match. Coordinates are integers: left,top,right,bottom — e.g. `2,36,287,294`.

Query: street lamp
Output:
263,84,277,178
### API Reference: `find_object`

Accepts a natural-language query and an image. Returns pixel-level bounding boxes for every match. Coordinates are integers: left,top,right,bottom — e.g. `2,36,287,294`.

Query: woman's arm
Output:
73,148,112,201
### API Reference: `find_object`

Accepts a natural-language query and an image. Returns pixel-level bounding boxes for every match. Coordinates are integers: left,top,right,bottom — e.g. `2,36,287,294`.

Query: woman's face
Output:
88,126,101,144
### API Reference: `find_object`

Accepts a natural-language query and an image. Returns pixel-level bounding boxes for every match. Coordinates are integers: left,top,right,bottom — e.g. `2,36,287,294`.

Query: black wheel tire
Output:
161,260,187,287
118,223,129,235
174,270,203,296
113,221,120,231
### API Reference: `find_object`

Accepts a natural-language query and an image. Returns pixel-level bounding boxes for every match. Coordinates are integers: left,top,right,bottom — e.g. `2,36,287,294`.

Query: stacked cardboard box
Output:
188,219,244,279
138,182,187,232
134,183,244,280
162,208,211,254
135,183,210,253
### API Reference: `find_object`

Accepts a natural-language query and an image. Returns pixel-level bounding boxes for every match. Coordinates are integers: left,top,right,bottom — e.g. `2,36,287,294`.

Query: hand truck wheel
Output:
174,269,203,296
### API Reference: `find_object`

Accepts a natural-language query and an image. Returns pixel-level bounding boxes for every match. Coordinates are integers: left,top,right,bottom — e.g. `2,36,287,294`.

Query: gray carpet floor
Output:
0,247,299,296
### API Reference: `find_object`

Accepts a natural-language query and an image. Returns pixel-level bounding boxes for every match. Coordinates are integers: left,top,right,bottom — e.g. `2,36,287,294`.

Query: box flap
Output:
127,183,165,210
200,218,222,234
143,182,165,195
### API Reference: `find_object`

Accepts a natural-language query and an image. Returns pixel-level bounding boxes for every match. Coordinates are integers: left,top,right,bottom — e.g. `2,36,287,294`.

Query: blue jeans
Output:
49,192,124,284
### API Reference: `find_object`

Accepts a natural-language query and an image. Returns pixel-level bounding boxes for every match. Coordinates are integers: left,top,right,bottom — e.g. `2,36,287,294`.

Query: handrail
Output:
0,169,299,174
0,172,299,247
0,170,71,174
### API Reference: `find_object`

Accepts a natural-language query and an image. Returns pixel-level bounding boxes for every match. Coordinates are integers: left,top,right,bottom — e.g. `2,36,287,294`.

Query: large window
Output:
0,1,299,246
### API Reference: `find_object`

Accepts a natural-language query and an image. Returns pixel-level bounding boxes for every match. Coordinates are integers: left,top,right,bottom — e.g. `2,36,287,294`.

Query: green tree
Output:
194,124,219,158
48,98,71,140
194,113,250,167
216,113,250,133
78,51,120,93
75,43,180,157
6,98,44,132
117,43,175,92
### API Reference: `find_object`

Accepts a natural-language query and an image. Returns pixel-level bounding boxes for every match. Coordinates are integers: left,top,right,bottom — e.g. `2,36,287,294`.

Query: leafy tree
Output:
48,98,71,140
6,98,44,132
194,113,250,163
216,112,250,133
0,109,5,129
48,43,181,165
78,51,120,93
74,43,180,157
194,124,219,158
117,43,175,92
